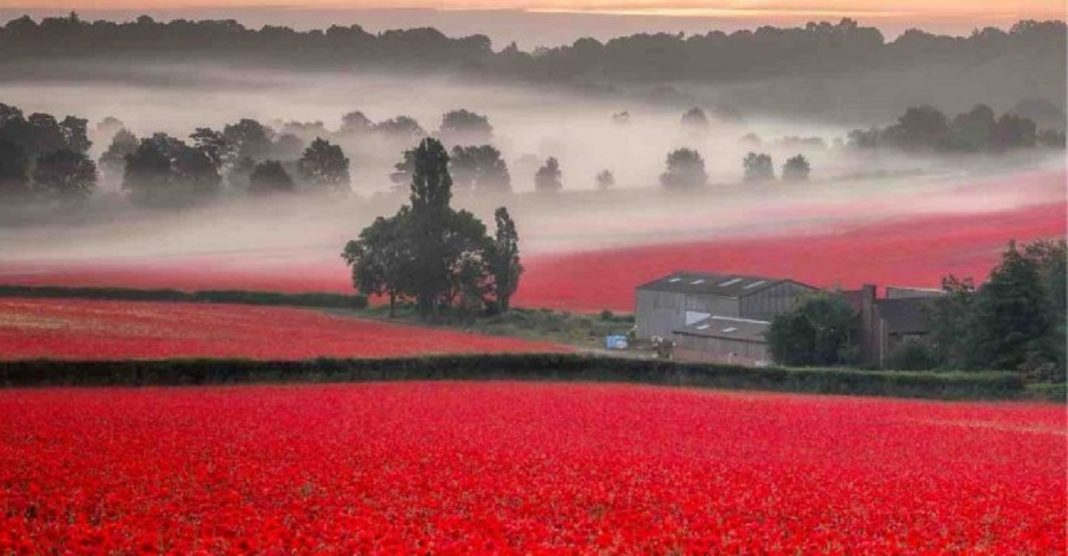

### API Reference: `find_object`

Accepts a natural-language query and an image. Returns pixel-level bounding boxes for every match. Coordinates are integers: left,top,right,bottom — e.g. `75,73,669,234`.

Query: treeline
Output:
766,240,1067,380
0,285,368,309
1,14,1063,85
848,104,1066,152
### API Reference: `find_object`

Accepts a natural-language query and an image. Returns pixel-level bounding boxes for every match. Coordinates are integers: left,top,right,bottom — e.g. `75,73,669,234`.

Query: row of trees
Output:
0,103,96,201
766,240,1066,379
3,14,1062,85
342,138,522,320
658,149,812,189
848,104,1065,153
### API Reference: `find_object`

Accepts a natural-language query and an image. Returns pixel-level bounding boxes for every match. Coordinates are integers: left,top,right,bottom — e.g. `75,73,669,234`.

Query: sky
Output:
3,1,1064,48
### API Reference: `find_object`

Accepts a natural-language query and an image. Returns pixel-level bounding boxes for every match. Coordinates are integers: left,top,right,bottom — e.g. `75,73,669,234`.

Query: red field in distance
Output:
0,299,569,360
1,382,1063,553
1,202,1063,313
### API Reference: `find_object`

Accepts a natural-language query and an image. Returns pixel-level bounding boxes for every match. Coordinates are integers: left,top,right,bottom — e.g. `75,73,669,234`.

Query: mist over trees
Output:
534,157,562,194
743,153,775,183
660,149,707,190
848,104,1061,152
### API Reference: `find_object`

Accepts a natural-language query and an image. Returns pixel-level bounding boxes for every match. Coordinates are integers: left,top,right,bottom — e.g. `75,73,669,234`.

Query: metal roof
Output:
674,316,771,343
637,271,812,298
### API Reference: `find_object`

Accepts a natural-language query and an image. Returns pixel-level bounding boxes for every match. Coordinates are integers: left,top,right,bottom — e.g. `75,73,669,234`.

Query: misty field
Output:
1,382,1063,553
0,298,568,360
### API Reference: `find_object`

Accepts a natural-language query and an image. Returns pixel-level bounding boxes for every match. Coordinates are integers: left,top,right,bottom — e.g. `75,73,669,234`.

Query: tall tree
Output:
297,137,350,192
969,242,1050,370
408,137,454,316
660,148,707,189
98,128,138,185
32,149,96,199
488,207,522,312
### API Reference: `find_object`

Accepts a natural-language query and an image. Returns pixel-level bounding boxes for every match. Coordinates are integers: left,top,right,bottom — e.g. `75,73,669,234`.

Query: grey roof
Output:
638,271,813,298
875,298,933,335
674,316,771,343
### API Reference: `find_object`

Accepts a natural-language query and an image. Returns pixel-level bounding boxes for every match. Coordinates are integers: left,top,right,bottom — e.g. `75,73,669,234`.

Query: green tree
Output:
341,208,412,317
969,242,1050,370
487,207,522,312
408,137,455,316
248,160,294,194
660,148,707,189
123,133,221,208
767,293,859,367
924,275,978,369
449,145,510,192
32,149,96,199
298,137,350,192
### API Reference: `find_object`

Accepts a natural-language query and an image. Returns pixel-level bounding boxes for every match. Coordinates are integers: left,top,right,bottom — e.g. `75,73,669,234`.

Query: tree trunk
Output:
389,293,396,318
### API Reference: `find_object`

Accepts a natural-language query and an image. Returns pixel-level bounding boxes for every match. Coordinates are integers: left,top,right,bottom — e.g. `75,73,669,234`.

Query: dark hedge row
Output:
0,354,1027,400
0,285,367,309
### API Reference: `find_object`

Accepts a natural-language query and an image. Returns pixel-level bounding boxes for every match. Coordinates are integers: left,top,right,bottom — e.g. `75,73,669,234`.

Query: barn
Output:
674,316,773,366
634,271,817,340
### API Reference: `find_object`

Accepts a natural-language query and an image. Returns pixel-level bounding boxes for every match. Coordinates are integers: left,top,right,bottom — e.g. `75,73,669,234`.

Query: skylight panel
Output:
743,280,767,289
722,327,739,333
691,279,705,285
719,278,743,287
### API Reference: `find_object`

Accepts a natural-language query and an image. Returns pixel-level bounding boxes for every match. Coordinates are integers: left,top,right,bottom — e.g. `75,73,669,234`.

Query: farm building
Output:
846,284,943,367
634,271,816,339
674,316,772,366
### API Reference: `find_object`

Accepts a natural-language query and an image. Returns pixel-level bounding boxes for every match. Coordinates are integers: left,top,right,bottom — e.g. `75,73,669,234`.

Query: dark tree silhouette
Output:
438,109,493,145
32,149,96,199
341,208,413,317
0,139,29,197
660,148,708,189
946,105,996,152
488,206,522,312
339,111,374,136
768,293,859,367
743,152,775,182
123,133,221,207
449,145,510,192
374,116,426,143
222,119,274,160
992,113,1038,150
781,154,811,182
534,157,562,193
248,160,295,194
297,137,350,192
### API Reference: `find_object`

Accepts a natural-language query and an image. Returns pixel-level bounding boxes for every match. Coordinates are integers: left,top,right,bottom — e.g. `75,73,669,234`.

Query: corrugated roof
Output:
674,316,771,343
875,298,933,335
637,271,811,298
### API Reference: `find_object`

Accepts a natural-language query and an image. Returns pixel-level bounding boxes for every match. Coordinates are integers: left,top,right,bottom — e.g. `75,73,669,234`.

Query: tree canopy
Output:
660,149,707,189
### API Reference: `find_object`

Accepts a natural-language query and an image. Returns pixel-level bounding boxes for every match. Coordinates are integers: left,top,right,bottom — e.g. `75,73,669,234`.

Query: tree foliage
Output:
449,145,510,192
767,293,860,367
32,149,97,199
297,138,350,192
743,152,775,182
343,138,522,321
660,148,707,189
534,157,562,193
596,169,615,190
248,160,295,194
781,154,810,182
123,133,221,207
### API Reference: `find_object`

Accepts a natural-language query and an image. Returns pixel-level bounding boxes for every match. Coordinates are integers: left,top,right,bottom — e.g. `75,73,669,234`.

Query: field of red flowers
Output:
0,382,1063,552
0,298,568,360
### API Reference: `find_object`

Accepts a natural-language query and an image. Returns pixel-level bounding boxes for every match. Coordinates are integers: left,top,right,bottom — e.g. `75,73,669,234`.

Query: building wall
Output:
635,290,739,339
738,281,815,320
674,334,769,366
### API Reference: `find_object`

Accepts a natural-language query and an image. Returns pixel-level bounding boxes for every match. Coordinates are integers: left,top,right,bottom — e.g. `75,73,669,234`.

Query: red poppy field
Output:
2,200,1063,313
0,298,568,360
0,382,1064,553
